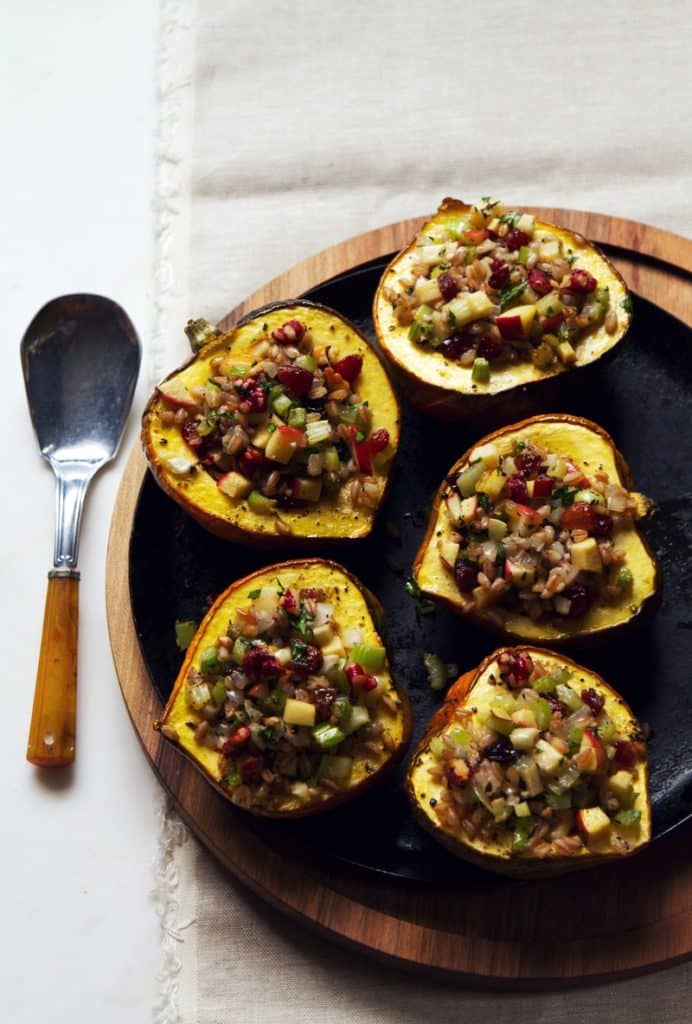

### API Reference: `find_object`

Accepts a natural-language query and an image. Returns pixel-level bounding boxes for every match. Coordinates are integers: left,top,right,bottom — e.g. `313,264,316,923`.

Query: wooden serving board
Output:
107,208,692,986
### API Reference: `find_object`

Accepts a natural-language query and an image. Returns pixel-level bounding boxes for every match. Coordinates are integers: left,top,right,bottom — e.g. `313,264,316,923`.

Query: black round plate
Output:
130,255,692,883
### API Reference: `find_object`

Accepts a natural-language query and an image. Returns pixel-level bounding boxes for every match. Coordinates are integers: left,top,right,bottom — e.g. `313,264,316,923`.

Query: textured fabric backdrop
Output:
153,1,692,1020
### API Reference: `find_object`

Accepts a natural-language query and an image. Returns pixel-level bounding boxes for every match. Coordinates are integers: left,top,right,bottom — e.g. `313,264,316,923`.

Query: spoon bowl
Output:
22,294,140,764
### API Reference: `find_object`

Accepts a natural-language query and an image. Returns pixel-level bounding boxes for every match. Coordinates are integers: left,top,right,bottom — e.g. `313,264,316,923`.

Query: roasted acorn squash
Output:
373,198,631,422
413,415,660,645
156,559,412,818
142,301,400,546
407,646,650,878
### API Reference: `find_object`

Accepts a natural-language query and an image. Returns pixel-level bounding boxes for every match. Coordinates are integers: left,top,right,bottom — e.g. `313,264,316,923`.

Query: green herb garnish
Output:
500,281,527,310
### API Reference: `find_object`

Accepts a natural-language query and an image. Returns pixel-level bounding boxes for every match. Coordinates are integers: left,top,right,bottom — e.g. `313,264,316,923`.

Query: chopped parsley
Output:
621,297,633,313
500,280,527,310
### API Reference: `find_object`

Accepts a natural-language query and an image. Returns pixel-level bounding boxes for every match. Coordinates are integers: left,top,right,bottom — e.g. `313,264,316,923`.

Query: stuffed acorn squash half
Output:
142,302,400,546
413,415,660,645
156,560,412,817
373,197,631,422
406,646,650,878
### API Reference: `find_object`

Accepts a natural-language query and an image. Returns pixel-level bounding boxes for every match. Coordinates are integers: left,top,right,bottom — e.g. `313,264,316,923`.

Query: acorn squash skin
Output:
413,415,661,647
373,198,632,424
142,301,401,548
406,646,651,879
155,559,412,819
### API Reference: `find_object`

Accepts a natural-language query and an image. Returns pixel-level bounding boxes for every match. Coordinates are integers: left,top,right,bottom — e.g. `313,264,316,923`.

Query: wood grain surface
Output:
107,208,692,986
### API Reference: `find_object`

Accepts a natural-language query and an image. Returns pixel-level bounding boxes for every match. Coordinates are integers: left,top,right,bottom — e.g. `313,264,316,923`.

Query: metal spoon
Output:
21,294,140,766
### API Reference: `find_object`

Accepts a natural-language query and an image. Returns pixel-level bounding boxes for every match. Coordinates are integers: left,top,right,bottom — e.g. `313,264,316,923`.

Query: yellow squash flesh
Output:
414,415,660,645
373,198,632,422
142,302,401,546
407,647,650,878
157,559,412,818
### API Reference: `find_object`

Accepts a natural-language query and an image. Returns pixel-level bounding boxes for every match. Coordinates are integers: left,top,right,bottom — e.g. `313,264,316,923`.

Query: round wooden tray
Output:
107,208,692,986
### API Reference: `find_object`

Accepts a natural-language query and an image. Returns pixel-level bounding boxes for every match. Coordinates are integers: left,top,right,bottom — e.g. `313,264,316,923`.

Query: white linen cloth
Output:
153,1,692,1020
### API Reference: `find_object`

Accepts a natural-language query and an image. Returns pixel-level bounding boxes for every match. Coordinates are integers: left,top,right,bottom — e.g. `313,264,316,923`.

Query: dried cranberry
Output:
561,501,598,532
313,686,337,721
440,331,475,360
181,421,204,448
613,740,638,768
345,663,378,692
221,725,250,755
483,737,516,764
567,269,597,294
272,319,307,344
454,558,478,593
445,765,469,789
277,365,313,399
238,447,269,477
499,651,534,683
592,512,613,537
545,693,567,715
506,474,529,502
242,648,283,681
280,589,298,614
528,268,552,296
506,228,530,251
488,264,510,290
369,428,390,455
581,688,605,716
559,584,591,619
331,354,363,383
515,452,544,477
239,755,260,781
532,476,554,499
477,334,503,360
244,387,267,413
437,272,460,302
288,642,323,676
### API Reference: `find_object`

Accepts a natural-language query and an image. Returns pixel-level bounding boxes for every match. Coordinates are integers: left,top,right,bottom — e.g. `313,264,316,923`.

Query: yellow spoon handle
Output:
27,570,79,767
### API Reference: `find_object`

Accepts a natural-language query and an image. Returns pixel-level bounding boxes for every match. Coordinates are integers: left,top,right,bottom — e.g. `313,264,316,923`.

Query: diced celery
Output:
248,490,277,516
272,393,293,419
617,567,633,589
295,354,317,371
529,697,552,731
175,619,197,651
535,292,564,318
424,652,448,691
573,488,602,505
568,727,584,748
342,705,370,735
212,681,227,706
447,725,470,750
429,736,445,759
232,636,253,665
614,809,641,827
259,688,288,715
287,406,307,430
333,696,353,729
471,357,490,383
546,790,571,809
312,723,345,749
598,716,617,743
488,517,508,541
547,457,567,480
305,419,332,446
556,683,582,711
349,643,386,672
323,446,340,472
199,646,220,674
517,245,531,266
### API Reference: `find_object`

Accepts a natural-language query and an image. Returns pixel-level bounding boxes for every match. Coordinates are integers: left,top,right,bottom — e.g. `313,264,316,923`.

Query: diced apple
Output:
488,517,508,541
534,738,566,774
456,460,486,497
312,623,334,647
510,727,539,750
217,471,252,500
251,428,272,450
576,806,611,842
162,455,196,475
283,698,316,727
445,491,463,524
158,376,198,410
514,800,531,818
496,304,537,341
558,341,577,364
265,425,302,464
293,477,322,503
537,237,561,261
516,213,535,236
527,477,554,500
460,496,478,522
516,758,543,796
571,538,602,573
476,469,505,501
609,771,634,805
444,290,493,328
414,277,443,305
547,457,567,480
319,634,346,660
438,537,460,569
505,559,536,588
470,443,500,469
511,708,537,729
579,728,607,774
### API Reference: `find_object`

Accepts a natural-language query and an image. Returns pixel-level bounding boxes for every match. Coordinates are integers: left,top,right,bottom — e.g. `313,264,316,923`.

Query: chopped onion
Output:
313,602,334,628
342,627,363,648
482,540,498,563
163,455,196,475
605,484,629,512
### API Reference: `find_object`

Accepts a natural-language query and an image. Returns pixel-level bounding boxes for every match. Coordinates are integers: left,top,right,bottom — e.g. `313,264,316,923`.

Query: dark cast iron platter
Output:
130,256,692,883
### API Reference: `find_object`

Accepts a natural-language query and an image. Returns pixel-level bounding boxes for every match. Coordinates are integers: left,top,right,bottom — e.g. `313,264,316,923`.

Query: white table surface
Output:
3,3,161,1021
